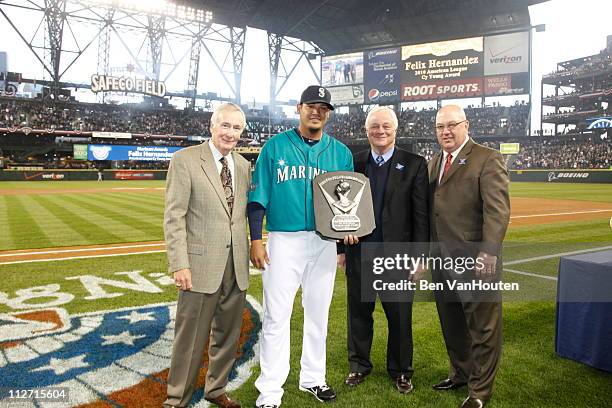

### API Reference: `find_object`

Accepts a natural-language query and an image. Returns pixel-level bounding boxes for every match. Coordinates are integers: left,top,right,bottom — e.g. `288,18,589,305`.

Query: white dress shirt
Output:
370,146,395,165
438,136,470,183
209,140,235,190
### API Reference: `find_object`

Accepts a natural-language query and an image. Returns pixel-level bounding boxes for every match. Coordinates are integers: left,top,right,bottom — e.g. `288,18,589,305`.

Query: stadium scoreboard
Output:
322,31,530,106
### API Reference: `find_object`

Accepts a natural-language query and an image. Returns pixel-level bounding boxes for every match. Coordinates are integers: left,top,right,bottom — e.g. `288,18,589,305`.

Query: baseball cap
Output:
299,85,334,110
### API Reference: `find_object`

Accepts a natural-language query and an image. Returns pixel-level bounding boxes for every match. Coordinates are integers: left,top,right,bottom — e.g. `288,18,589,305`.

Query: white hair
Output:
365,106,398,129
211,102,246,129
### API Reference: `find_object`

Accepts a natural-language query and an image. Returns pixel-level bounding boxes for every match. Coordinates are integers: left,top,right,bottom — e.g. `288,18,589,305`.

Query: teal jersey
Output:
249,128,354,232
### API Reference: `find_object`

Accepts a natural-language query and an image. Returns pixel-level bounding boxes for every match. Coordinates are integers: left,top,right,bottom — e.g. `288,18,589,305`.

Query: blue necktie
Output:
375,155,384,166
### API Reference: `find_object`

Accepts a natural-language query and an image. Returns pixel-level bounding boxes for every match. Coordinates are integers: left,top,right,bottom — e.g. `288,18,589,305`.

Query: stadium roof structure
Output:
181,0,548,54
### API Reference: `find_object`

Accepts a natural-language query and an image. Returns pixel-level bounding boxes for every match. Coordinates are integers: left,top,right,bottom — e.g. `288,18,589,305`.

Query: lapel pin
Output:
395,163,405,171
458,158,467,165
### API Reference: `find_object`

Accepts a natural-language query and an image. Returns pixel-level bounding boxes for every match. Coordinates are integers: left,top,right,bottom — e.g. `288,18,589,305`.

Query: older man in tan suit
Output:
164,103,250,408
428,105,510,408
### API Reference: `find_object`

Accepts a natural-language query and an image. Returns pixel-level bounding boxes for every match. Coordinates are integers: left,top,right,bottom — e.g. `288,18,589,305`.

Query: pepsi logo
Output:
368,88,399,102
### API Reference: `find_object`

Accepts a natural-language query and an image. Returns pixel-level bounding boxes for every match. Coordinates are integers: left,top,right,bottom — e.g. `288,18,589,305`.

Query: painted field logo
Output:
0,297,262,407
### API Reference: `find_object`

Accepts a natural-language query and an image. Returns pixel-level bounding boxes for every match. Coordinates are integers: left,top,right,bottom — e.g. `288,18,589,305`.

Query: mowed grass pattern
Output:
0,187,165,250
2,181,611,251
510,182,612,203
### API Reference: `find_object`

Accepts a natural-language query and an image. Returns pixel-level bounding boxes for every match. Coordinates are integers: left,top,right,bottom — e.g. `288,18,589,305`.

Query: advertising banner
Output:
509,170,612,183
484,72,530,96
484,32,530,76
364,47,401,104
73,144,88,160
329,84,365,105
114,171,155,180
402,78,483,101
401,37,483,84
322,52,364,87
586,116,612,129
92,131,132,139
401,37,483,100
87,145,183,161
499,143,520,155
91,75,166,98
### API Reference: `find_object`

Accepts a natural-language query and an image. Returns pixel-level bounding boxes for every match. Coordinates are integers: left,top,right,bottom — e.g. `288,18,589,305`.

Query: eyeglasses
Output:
218,122,244,133
302,103,330,114
435,120,467,133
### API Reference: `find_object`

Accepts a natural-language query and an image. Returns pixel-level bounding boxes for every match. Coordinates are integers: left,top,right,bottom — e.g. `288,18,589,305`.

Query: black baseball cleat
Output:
299,384,337,403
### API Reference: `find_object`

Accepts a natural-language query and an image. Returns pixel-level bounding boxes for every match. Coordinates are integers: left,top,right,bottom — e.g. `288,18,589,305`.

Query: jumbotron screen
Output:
322,31,530,106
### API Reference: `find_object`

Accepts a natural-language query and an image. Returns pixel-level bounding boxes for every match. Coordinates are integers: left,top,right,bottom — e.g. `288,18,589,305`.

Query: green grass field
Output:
0,180,610,407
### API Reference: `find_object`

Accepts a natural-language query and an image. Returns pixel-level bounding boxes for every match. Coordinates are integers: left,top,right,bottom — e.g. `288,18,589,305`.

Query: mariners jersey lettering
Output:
249,128,354,232
276,164,326,183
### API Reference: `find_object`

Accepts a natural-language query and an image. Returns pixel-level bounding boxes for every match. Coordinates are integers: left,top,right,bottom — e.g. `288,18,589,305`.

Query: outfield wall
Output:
1,169,610,183
0,169,167,181
509,169,612,183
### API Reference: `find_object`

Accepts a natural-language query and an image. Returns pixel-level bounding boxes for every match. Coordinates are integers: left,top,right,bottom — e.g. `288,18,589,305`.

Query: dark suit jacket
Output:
346,147,429,270
427,138,510,260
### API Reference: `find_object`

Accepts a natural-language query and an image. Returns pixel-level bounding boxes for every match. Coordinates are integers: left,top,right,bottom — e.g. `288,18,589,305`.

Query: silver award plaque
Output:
313,171,375,240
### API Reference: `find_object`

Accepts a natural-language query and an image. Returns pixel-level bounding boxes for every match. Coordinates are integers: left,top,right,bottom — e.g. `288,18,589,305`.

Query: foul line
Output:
0,242,165,258
111,187,165,190
504,245,612,265
511,209,612,219
501,245,612,281
0,250,167,265
503,268,558,281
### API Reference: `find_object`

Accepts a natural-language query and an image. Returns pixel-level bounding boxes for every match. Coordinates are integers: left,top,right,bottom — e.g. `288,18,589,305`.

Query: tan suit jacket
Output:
164,142,250,294
428,138,510,258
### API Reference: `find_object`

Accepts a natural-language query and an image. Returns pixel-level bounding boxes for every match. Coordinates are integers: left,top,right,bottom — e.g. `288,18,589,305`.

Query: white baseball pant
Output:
255,230,337,406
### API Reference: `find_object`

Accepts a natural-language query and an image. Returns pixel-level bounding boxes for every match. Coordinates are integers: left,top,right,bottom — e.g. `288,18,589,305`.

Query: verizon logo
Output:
489,55,522,64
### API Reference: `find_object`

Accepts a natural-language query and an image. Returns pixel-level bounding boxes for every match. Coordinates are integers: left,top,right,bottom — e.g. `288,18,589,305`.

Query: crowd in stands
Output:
1,99,213,136
4,135,608,170
2,97,609,170
327,103,530,139
415,137,610,169
543,49,611,79
2,98,531,140
509,138,610,169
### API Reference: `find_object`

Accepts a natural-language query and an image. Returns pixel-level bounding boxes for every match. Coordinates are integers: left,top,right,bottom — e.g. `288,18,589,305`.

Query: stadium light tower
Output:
81,0,213,23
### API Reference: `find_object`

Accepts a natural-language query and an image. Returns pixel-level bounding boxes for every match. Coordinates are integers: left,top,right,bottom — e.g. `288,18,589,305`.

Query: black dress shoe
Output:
460,397,485,408
395,374,414,394
432,378,467,391
345,372,369,387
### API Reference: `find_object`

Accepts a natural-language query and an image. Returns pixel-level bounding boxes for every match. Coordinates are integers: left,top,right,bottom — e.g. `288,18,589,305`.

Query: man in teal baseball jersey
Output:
249,85,353,408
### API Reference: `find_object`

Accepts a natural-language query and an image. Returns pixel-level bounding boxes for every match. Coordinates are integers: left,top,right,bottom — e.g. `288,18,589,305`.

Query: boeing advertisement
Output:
87,145,183,161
